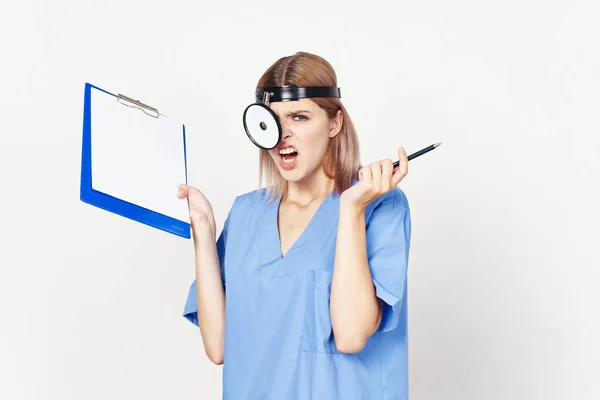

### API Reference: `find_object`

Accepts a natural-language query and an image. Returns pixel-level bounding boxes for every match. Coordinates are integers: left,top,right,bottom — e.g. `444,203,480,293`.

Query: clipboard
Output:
80,82,191,239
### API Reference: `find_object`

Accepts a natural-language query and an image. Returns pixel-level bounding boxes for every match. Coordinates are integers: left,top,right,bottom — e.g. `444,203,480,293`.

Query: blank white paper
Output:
90,87,189,223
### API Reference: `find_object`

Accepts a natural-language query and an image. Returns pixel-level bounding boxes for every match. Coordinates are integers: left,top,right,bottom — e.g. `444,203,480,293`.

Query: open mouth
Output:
279,147,298,164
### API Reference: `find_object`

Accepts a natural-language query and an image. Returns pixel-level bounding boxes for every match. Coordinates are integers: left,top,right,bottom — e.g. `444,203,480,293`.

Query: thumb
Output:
177,184,188,199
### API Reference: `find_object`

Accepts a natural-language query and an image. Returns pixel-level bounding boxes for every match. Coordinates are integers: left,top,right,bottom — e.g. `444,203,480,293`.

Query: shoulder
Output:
364,186,410,222
231,187,269,208
226,187,272,219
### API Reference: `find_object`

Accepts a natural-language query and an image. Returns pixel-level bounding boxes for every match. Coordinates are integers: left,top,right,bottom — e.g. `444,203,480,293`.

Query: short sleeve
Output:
182,212,230,327
366,190,411,332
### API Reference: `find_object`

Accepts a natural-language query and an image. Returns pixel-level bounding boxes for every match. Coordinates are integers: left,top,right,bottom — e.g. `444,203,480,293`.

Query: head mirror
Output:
242,86,341,150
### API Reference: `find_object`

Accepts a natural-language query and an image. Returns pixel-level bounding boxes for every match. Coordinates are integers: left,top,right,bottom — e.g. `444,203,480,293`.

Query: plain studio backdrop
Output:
1,0,598,399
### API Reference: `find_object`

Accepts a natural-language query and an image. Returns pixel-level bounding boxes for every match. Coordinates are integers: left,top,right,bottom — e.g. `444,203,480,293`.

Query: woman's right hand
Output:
179,184,225,364
177,184,216,237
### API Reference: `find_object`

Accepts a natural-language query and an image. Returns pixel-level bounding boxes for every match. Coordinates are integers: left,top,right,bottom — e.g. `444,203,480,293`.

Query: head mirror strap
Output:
255,86,341,103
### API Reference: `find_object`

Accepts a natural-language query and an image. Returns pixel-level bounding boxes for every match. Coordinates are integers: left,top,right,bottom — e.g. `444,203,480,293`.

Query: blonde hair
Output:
256,52,361,202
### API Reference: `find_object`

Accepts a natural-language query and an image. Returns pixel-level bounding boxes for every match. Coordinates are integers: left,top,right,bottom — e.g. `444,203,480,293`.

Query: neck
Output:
284,167,334,206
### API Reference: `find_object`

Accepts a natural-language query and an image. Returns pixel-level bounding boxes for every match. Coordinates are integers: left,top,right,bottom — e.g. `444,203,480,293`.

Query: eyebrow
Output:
285,110,312,116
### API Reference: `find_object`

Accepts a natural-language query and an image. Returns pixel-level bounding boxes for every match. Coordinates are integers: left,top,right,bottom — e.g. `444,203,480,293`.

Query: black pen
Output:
393,142,442,168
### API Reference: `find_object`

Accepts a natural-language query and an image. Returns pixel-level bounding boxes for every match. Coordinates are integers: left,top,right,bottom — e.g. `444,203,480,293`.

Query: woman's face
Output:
267,99,342,183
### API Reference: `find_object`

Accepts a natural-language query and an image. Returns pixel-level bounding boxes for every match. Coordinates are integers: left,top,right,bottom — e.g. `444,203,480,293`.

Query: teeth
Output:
282,157,295,164
279,147,297,155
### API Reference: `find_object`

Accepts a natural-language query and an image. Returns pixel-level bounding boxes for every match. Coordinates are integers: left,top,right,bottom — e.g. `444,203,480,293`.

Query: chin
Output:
279,168,304,182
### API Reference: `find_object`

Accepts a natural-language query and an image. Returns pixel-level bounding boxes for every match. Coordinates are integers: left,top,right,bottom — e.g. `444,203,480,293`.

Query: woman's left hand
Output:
341,146,409,210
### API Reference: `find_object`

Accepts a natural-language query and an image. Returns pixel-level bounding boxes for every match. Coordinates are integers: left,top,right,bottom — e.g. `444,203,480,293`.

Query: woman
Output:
178,52,412,399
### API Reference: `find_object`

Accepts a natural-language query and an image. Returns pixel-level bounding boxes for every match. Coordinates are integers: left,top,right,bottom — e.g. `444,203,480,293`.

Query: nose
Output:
280,119,293,140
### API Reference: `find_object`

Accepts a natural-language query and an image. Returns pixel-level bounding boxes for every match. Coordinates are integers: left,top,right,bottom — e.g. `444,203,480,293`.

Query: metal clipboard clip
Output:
117,93,160,118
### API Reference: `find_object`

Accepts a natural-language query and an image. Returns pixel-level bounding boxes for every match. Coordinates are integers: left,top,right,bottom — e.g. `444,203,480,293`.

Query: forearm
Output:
192,217,226,364
330,198,382,353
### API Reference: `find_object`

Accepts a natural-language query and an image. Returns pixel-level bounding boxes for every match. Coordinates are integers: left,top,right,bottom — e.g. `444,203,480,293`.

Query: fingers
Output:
361,158,397,195
370,161,382,193
381,159,394,191
367,159,394,193
359,165,373,190
392,147,408,186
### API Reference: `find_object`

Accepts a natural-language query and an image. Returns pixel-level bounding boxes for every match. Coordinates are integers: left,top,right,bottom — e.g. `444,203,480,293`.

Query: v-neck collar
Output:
259,189,336,274
278,190,335,258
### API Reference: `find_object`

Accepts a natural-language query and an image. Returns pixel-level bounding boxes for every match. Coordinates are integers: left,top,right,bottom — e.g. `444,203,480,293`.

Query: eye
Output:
293,114,308,121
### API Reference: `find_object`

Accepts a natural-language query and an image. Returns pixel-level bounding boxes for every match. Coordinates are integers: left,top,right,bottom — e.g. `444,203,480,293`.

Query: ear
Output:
328,110,343,138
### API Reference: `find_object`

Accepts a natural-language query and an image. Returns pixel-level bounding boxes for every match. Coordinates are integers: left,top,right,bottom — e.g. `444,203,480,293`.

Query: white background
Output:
1,0,599,399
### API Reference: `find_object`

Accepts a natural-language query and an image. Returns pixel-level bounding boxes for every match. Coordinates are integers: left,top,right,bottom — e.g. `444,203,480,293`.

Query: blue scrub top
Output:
183,185,411,400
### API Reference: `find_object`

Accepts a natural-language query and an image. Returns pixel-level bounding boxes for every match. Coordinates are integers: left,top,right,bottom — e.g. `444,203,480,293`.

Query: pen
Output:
393,142,442,168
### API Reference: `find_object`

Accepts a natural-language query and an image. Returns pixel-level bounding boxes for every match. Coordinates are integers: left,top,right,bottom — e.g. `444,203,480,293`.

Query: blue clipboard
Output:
80,82,191,239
